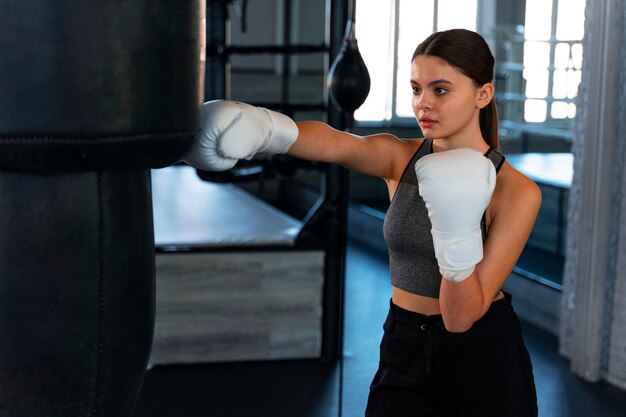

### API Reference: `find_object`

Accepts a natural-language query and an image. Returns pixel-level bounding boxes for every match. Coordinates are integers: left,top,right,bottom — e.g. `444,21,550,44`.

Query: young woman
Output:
186,28,541,417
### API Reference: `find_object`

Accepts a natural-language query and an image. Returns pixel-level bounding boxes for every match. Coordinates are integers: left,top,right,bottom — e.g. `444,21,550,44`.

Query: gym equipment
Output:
0,1,205,416
328,19,371,116
416,148,497,282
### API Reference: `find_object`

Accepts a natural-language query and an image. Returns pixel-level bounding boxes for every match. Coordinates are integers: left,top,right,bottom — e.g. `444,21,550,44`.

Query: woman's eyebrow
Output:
410,79,454,86
429,79,453,86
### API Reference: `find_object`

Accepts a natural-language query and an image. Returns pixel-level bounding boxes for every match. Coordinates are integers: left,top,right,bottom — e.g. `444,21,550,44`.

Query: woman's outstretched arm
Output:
290,121,404,179
184,100,408,181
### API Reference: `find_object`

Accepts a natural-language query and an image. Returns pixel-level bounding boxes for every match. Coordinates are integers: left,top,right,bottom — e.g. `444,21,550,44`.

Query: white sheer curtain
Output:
560,0,626,389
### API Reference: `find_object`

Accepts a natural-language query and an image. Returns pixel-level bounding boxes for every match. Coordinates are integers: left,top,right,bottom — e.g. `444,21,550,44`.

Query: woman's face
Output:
410,55,487,142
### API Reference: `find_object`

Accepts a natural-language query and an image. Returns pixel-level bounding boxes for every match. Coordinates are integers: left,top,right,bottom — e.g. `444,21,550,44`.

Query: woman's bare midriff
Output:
392,286,505,316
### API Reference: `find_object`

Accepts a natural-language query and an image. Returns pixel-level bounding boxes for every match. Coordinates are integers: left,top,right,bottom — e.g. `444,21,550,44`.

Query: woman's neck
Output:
431,125,489,154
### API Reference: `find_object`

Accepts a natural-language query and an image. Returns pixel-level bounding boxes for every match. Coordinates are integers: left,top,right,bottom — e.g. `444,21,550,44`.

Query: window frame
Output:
499,0,585,131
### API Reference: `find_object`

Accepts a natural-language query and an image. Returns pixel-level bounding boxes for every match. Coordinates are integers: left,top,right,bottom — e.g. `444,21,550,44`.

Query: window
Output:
354,0,478,123
521,0,586,123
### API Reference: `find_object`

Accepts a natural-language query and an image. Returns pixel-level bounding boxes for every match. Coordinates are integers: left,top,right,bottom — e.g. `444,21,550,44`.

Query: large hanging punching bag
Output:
0,2,205,416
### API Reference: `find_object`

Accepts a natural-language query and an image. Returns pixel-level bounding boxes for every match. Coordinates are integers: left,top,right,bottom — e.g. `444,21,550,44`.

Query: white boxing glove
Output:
184,100,299,171
415,148,496,282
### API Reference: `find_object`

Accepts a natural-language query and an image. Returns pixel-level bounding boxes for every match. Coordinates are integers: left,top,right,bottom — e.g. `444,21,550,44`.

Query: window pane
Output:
556,0,586,40
523,42,551,68
437,0,477,31
568,103,577,118
552,69,567,99
554,43,570,69
355,0,395,121
567,69,582,99
524,0,553,41
524,69,549,98
395,0,435,118
571,43,583,69
551,101,568,119
525,99,547,122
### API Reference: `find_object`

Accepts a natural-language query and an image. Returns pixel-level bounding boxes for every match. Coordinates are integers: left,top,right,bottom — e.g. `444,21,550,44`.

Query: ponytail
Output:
480,98,499,150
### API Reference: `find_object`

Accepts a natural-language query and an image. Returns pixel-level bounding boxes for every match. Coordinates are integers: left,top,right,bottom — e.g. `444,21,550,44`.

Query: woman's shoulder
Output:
386,136,426,149
385,137,426,181
391,137,427,158
362,132,424,153
494,160,542,212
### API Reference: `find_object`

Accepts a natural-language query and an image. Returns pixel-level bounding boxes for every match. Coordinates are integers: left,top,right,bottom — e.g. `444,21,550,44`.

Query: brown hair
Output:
412,29,499,149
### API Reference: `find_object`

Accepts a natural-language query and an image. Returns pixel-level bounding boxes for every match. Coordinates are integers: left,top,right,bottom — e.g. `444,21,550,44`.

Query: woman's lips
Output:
419,118,437,128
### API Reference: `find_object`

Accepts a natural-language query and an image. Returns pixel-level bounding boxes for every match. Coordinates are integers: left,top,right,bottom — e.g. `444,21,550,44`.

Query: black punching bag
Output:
0,1,205,416
328,19,371,115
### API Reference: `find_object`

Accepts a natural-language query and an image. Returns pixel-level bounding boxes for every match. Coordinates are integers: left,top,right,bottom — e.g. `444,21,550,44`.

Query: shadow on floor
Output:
134,359,339,417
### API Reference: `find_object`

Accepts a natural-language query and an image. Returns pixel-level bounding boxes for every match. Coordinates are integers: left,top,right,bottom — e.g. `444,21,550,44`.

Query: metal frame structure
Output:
201,0,352,363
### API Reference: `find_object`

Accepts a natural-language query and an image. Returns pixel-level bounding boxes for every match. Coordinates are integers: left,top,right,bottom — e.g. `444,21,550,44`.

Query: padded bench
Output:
149,165,325,365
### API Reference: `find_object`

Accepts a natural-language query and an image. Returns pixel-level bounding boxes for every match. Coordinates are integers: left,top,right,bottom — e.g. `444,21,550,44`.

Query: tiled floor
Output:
132,240,625,417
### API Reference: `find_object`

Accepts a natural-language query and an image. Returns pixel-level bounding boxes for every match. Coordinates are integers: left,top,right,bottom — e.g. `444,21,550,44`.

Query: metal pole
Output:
325,1,350,416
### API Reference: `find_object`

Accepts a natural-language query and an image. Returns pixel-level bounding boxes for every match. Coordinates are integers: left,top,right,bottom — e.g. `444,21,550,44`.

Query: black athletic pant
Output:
365,292,538,417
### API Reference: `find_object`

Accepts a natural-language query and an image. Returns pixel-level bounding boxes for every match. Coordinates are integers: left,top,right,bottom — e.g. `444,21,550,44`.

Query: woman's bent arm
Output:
438,167,542,332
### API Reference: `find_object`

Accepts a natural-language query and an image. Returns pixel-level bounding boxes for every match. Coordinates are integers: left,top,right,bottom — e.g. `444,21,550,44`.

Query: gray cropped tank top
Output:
383,139,505,298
